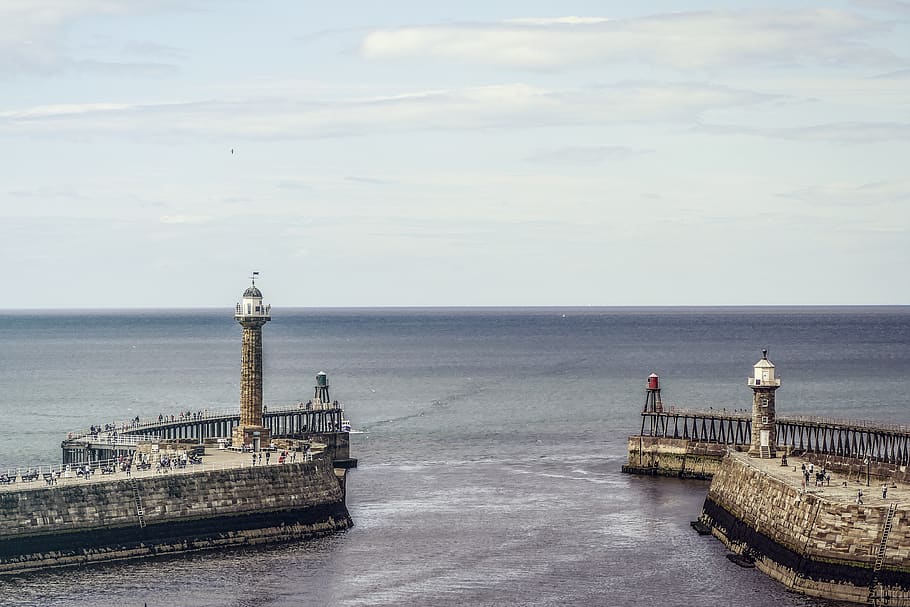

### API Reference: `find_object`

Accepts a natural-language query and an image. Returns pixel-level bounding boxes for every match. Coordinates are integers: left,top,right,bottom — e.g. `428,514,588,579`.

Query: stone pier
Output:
699,451,910,605
0,449,351,575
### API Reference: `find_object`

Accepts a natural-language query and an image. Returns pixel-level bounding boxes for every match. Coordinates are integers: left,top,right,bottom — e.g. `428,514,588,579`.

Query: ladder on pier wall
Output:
759,445,771,459
129,477,147,529
867,502,897,606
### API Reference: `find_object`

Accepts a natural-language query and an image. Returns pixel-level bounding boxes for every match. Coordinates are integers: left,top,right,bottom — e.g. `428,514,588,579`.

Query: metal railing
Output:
777,415,910,436
658,407,751,419
63,434,161,447
653,409,910,437
640,408,910,465
67,403,343,440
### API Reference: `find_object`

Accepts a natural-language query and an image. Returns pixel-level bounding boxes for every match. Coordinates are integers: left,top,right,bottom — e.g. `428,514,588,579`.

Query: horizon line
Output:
0,304,908,313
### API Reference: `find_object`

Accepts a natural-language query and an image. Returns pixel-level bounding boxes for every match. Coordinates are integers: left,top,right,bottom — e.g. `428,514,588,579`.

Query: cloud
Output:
523,145,648,165
0,82,774,140
71,59,177,77
872,68,910,79
121,40,188,60
851,0,910,15
0,1,190,76
345,176,395,186
7,185,85,199
505,17,613,26
274,180,314,192
361,10,900,70
779,180,910,207
697,121,910,143
159,214,212,224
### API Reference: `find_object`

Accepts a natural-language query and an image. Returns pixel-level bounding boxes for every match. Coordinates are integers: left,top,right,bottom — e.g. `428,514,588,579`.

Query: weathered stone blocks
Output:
623,436,728,479
700,454,910,604
0,459,351,574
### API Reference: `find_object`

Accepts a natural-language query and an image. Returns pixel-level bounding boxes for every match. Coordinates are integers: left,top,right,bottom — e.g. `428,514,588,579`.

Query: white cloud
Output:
0,0,191,75
0,1,123,73
698,121,910,142
523,145,647,165
121,40,188,59
851,0,910,15
0,102,136,119
159,214,212,224
0,82,773,140
873,68,910,79
361,10,900,69
505,17,612,26
780,180,910,207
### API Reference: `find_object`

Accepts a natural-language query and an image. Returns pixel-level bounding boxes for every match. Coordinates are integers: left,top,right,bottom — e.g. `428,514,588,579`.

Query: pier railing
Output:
640,409,910,466
68,402,344,439
65,434,162,448
61,403,347,466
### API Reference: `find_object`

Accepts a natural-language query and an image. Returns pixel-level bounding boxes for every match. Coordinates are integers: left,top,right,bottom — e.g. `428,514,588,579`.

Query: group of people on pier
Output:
0,469,46,484
250,449,298,466
800,462,831,489
157,410,209,424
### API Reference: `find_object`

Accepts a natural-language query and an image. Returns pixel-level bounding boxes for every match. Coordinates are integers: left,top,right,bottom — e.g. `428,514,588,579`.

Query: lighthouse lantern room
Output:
235,274,271,320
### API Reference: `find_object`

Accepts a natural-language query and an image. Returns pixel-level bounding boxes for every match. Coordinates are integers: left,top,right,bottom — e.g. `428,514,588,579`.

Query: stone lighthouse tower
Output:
748,349,781,459
232,274,272,451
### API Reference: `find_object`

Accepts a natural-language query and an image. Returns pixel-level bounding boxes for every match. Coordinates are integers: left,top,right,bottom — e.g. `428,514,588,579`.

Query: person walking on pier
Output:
265,451,271,465
857,489,864,505
883,485,888,499
251,453,256,466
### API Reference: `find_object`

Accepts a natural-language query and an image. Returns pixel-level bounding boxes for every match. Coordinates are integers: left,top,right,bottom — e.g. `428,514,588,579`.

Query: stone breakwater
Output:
699,452,910,605
0,458,351,574
622,436,728,480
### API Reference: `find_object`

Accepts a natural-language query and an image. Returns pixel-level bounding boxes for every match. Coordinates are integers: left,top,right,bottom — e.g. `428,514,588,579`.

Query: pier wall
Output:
0,458,351,574
622,436,729,479
700,454,910,604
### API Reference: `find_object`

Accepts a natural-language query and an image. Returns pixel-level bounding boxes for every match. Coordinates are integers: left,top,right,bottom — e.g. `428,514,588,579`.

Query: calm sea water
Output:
0,306,908,607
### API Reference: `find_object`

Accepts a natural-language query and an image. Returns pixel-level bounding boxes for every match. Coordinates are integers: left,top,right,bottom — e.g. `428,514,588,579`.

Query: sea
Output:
0,306,908,607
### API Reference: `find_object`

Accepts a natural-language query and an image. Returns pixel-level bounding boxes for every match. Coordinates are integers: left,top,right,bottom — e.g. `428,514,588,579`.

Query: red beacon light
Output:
647,373,660,390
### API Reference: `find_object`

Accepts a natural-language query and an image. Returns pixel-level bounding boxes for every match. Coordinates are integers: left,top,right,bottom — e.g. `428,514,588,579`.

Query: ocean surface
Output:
0,306,908,607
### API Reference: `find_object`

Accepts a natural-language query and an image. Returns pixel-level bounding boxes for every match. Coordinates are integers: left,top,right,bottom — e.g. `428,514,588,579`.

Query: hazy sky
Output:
1,1,908,307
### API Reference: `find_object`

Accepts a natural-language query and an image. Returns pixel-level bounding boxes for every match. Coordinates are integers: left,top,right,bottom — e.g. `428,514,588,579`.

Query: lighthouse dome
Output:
748,349,780,387
235,277,270,321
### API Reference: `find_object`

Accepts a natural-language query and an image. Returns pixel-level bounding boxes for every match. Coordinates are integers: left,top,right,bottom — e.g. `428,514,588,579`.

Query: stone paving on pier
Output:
0,445,314,493
736,450,903,505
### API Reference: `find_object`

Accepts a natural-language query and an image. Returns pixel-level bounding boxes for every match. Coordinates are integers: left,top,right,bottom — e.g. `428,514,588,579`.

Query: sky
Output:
1,0,908,308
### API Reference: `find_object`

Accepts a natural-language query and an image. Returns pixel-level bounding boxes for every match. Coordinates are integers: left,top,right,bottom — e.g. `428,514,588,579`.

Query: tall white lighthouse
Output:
748,349,781,459
232,274,272,451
